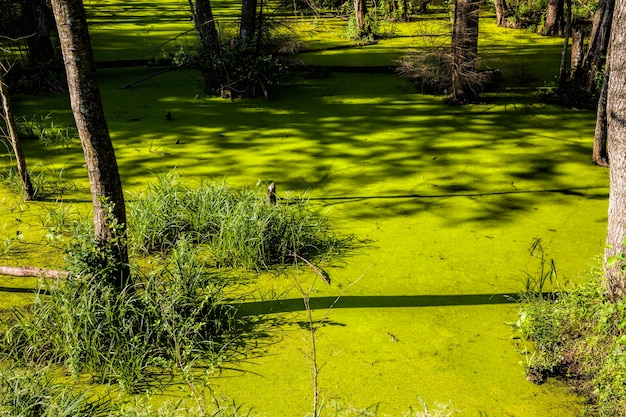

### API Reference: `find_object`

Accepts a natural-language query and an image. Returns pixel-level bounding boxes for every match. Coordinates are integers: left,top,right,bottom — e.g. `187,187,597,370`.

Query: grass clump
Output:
0,165,77,200
129,172,351,269
17,113,78,148
0,366,113,416
513,262,626,416
3,234,237,393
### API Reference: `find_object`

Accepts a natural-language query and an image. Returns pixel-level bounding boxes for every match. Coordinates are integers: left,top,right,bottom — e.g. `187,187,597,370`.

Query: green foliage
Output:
3,234,237,393
17,113,78,148
0,164,77,200
129,172,351,269
514,261,626,415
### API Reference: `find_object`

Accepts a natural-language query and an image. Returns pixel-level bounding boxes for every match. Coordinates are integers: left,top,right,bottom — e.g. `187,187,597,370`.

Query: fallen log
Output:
0,266,67,279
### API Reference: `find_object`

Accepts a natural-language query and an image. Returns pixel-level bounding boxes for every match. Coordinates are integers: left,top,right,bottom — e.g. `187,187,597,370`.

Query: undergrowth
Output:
2,234,238,393
513,260,626,416
128,172,352,269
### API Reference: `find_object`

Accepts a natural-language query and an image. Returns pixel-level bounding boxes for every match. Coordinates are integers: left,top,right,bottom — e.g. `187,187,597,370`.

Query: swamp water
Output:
0,69,608,415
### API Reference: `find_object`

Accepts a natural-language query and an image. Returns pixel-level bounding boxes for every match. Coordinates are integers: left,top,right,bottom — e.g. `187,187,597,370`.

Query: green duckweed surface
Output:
0,4,609,415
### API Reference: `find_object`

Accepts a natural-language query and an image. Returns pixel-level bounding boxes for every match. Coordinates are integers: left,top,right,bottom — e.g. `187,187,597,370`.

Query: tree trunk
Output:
0,71,35,200
353,0,369,39
449,0,481,104
493,0,507,27
189,0,224,95
544,0,564,36
570,27,584,75
579,0,614,92
593,68,609,167
23,0,56,65
50,0,130,289
240,0,258,45
558,0,571,84
604,0,626,300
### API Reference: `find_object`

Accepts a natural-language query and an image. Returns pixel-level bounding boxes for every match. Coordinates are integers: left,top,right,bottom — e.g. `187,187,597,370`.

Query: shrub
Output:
3,234,237,393
514,261,626,416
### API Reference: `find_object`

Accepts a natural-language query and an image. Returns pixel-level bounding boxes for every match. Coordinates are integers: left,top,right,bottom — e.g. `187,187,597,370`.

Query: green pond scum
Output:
0,1,610,415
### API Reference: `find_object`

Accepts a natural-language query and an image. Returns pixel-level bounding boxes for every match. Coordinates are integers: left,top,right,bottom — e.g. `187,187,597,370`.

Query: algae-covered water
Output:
0,4,609,415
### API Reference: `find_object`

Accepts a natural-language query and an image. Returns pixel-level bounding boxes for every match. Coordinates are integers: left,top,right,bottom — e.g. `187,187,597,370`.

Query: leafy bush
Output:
513,261,626,416
129,172,351,269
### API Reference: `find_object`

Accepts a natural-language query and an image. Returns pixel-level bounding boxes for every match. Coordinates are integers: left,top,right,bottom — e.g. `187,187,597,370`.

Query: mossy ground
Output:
0,3,609,415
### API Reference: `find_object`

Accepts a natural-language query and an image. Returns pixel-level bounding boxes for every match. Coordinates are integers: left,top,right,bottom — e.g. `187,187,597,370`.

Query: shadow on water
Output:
237,293,521,316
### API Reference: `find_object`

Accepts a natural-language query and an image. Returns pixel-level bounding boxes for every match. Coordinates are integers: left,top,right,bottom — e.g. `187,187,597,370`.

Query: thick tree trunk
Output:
449,0,481,104
604,1,626,299
593,69,609,167
544,0,564,36
0,71,35,200
493,0,507,27
50,0,130,289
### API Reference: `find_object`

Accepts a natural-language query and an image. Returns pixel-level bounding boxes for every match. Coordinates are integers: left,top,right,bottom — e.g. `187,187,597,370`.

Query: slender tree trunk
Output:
544,0,564,36
558,0,571,84
494,0,507,27
604,0,626,300
570,27,584,75
240,0,258,44
189,0,224,95
353,0,369,38
449,0,481,104
50,0,130,289
0,71,35,200
593,68,609,167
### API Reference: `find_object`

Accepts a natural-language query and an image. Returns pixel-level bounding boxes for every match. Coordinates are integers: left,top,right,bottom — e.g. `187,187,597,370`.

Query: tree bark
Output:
558,0,571,84
0,70,35,200
240,0,258,45
0,265,67,279
570,27,584,75
189,0,224,95
544,0,564,36
449,0,481,104
604,0,626,299
579,0,614,92
50,0,130,289
493,0,507,27
593,68,609,167
22,0,56,65
353,0,369,39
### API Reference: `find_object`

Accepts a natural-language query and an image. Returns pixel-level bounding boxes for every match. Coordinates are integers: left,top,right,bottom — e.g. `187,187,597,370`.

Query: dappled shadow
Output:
87,66,606,229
